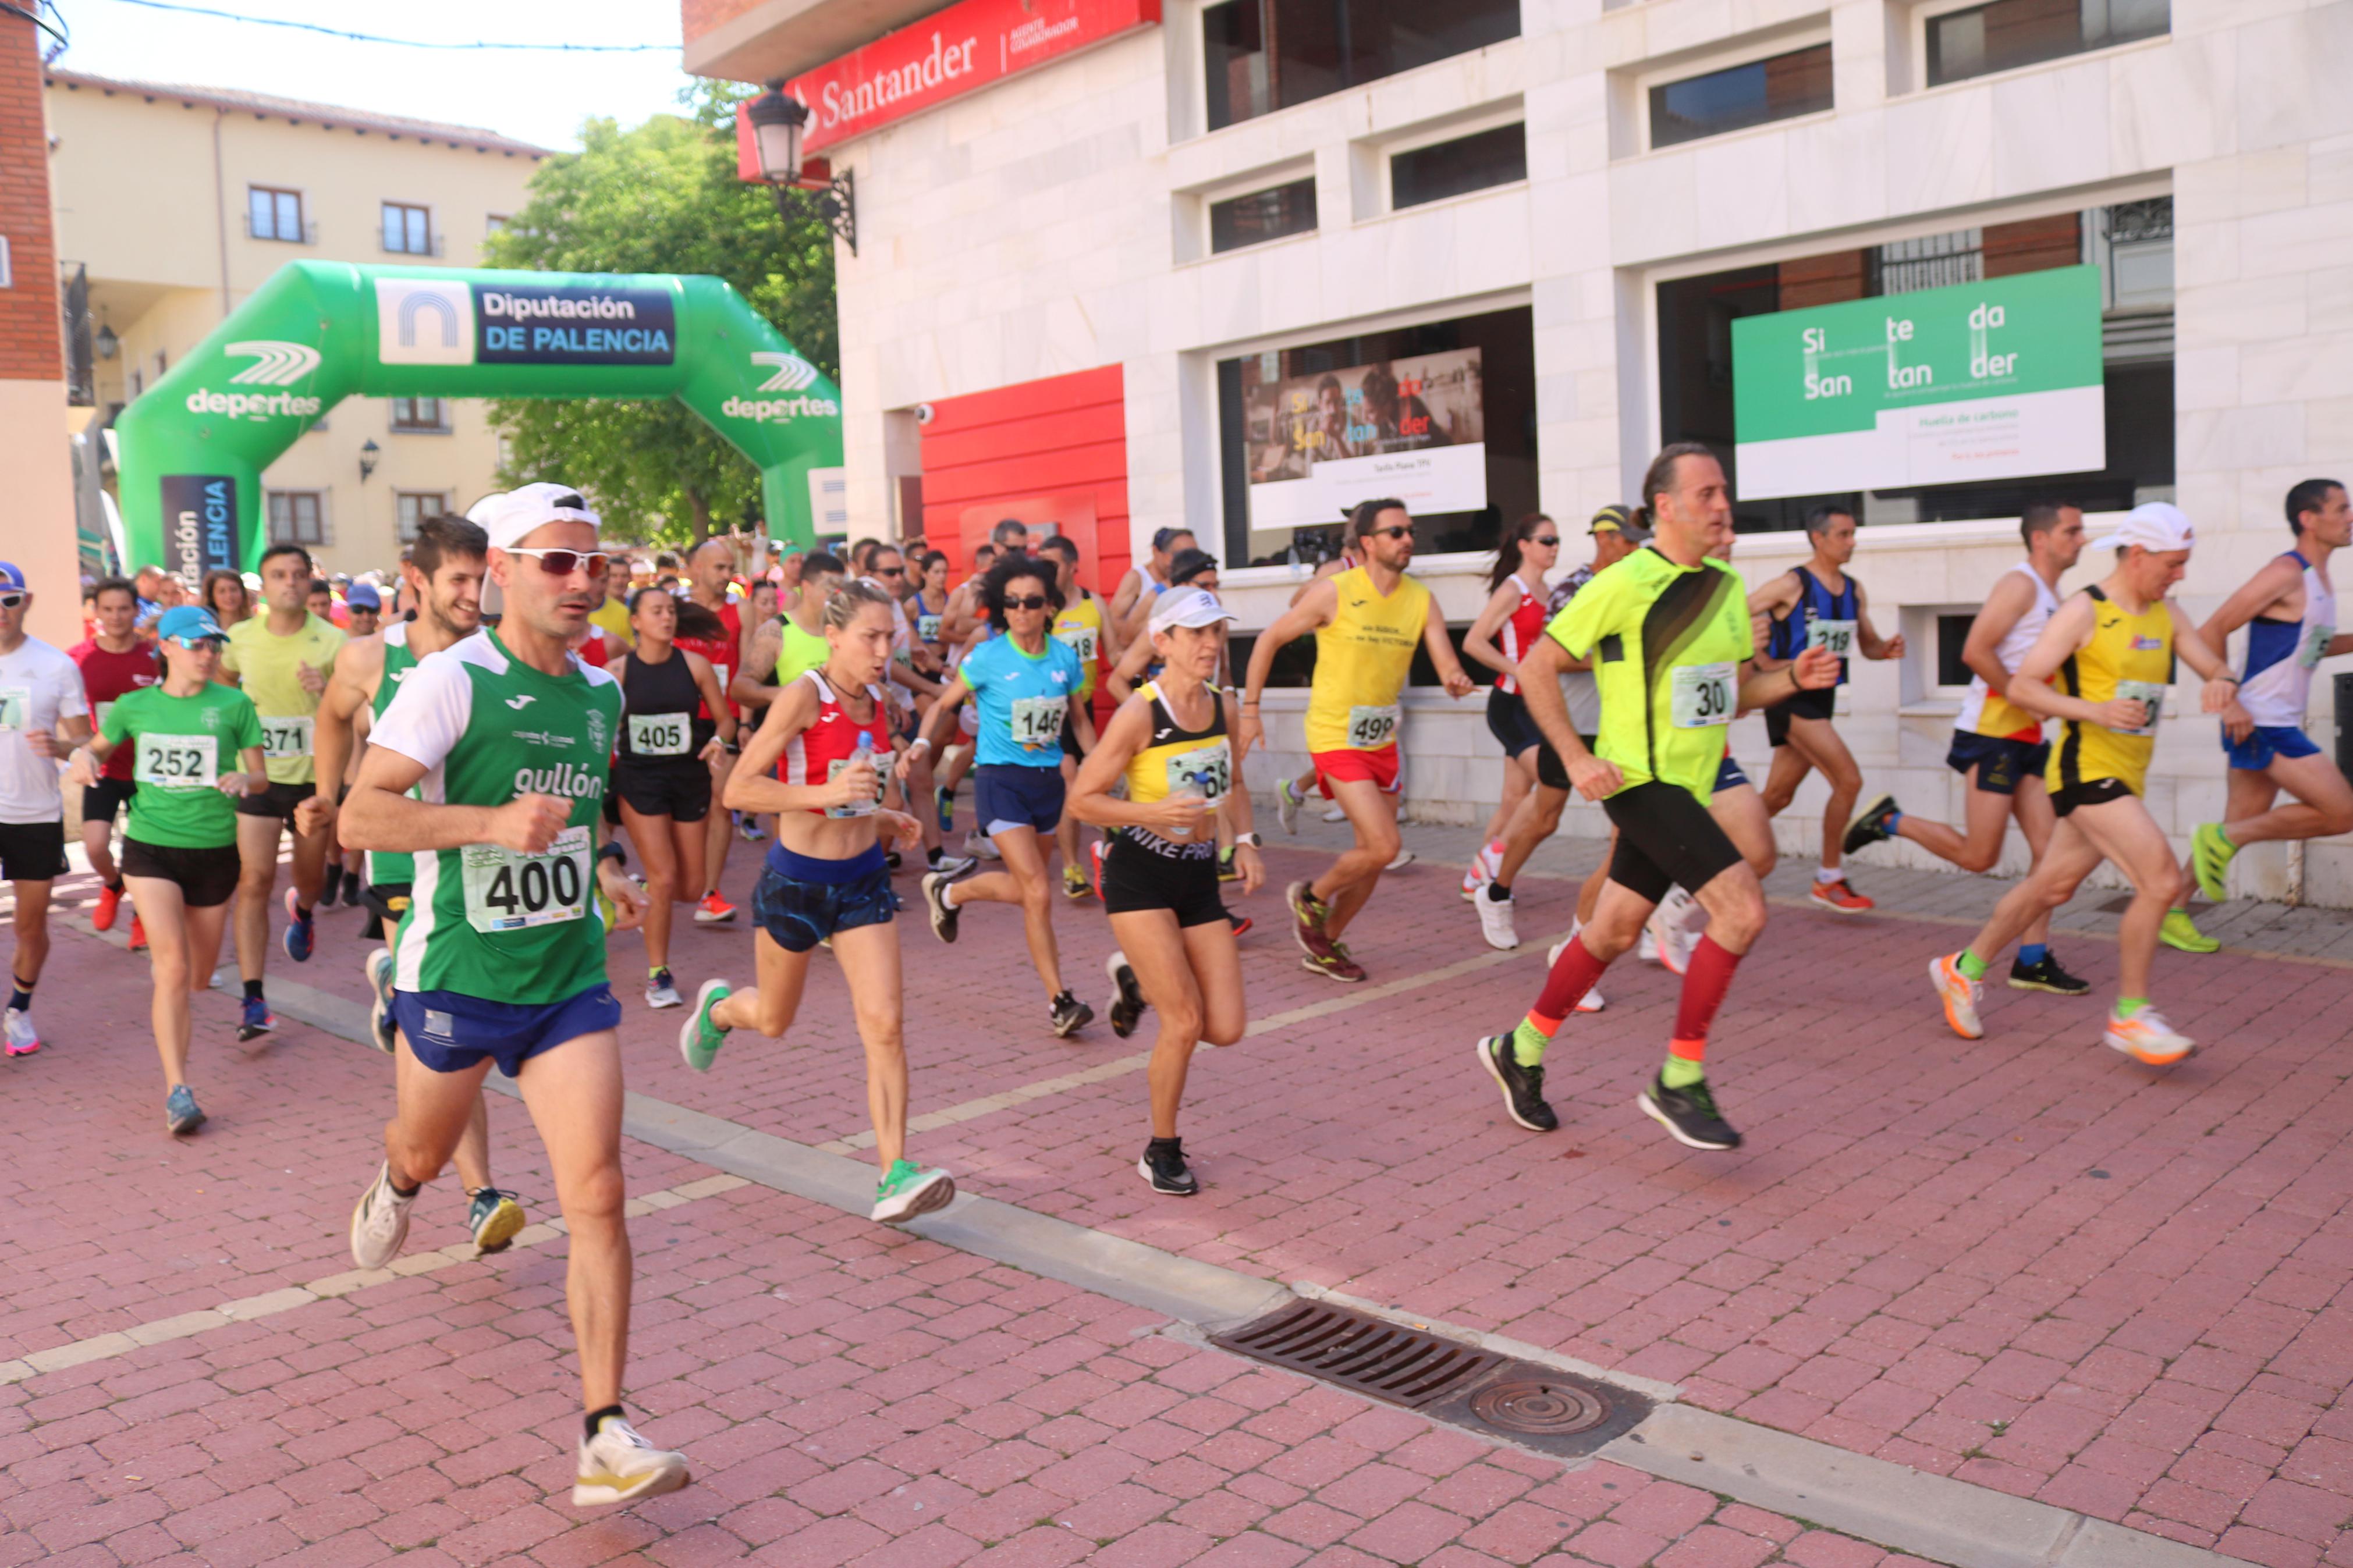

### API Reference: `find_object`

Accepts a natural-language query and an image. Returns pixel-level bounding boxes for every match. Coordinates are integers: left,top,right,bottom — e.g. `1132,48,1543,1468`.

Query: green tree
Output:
484,83,836,547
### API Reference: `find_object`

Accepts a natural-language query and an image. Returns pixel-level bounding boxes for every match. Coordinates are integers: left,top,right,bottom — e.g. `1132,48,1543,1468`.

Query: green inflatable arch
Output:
116,261,844,583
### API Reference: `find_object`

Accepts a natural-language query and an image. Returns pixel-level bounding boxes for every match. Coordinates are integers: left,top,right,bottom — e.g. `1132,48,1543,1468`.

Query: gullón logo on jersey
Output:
512,761,604,800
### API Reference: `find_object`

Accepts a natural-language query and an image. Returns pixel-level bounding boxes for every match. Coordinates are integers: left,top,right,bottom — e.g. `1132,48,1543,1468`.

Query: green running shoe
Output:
679,979,732,1072
2191,822,2236,904
871,1159,955,1224
2159,908,2219,954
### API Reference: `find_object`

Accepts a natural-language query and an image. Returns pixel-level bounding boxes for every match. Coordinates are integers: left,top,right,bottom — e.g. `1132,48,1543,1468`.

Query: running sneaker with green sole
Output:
2191,822,2237,904
467,1187,527,1252
871,1159,956,1224
679,979,732,1072
2159,908,2219,954
2008,952,2091,995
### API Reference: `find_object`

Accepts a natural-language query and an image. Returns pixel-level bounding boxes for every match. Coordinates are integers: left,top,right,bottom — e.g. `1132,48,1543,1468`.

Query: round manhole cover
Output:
1470,1378,1610,1436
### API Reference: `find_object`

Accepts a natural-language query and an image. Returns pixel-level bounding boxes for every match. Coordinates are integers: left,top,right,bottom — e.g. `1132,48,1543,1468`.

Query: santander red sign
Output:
737,0,1160,166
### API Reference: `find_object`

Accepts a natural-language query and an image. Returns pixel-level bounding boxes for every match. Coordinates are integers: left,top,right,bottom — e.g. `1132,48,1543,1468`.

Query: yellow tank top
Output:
1124,681,1231,853
2049,586,2172,796
1304,567,1430,752
1052,592,1105,701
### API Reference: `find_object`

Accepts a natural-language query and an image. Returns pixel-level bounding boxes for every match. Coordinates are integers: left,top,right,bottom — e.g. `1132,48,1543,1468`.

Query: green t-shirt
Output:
220,611,345,786
369,630,623,1005
776,618,829,688
102,682,265,848
366,621,420,888
1546,547,1754,806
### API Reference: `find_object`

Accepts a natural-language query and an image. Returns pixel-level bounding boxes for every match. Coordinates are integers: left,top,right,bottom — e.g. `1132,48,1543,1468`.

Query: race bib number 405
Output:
1009,695,1064,748
1805,618,1857,657
628,712,691,757
260,715,314,759
1671,663,1737,728
462,825,591,933
134,732,218,787
1346,704,1399,749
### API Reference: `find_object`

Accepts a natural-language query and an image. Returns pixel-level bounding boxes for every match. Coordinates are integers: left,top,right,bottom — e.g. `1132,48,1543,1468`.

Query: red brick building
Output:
0,8,77,647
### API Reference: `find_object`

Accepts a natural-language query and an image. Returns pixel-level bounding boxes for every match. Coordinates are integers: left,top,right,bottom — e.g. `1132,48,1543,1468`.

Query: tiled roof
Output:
43,69,551,157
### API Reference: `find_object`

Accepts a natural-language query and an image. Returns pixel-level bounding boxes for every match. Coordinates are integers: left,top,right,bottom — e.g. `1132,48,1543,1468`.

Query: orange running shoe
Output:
1927,952,1983,1040
129,913,148,952
94,883,122,932
2104,1007,2195,1066
1809,876,1874,913
693,890,737,925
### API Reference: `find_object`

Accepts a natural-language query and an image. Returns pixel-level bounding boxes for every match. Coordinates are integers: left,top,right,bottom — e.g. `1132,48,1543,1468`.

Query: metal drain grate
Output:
1212,1300,1653,1458
1212,1300,1507,1409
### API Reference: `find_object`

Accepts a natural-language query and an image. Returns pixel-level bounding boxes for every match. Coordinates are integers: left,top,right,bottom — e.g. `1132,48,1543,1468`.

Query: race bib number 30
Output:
1009,695,1063,748
260,715,313,759
1805,619,1857,657
135,732,217,787
629,712,690,757
462,825,591,933
1671,663,1737,728
2112,679,2166,737
1346,704,1399,749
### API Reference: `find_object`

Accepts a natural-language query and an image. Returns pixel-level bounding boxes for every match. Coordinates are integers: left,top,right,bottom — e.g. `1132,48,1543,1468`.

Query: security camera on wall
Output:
914,403,936,425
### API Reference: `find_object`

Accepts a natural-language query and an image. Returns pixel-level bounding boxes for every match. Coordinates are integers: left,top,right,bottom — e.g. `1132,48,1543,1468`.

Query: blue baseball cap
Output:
345,582,382,610
156,605,228,644
0,562,26,592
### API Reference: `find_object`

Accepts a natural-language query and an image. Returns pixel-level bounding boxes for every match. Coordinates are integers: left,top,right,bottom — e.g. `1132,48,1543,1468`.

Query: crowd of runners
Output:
2,454,2345,1508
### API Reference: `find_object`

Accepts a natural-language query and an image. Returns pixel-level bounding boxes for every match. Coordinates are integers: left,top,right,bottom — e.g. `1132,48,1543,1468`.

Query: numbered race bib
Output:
1805,618,1857,658
1055,625,1099,667
1162,741,1231,806
134,732,217,788
1671,663,1737,728
825,752,886,819
2301,623,2337,670
0,687,29,731
461,824,590,933
260,714,313,759
628,712,691,757
1009,694,1064,749
917,613,943,643
2111,679,2166,737
1346,703,1399,750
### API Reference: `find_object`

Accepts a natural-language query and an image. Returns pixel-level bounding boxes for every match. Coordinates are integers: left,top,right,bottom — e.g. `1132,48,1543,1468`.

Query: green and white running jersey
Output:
370,628,622,1004
365,620,420,888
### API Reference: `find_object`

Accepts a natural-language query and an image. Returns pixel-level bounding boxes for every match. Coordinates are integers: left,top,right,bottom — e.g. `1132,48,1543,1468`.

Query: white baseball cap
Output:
1149,586,1238,634
467,483,601,551
2095,501,2195,553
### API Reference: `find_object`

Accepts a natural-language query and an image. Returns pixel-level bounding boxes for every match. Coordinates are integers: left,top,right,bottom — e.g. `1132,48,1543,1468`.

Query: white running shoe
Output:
1543,934,1605,1012
1475,890,1519,951
363,948,398,1055
1637,928,1660,965
1928,952,1984,1040
964,829,1000,861
1276,777,1303,835
350,1161,416,1270
644,970,683,1009
2104,1007,2196,1066
3,1005,40,1057
573,1416,690,1508
1386,848,1416,870
1648,888,1698,976
1322,804,1347,824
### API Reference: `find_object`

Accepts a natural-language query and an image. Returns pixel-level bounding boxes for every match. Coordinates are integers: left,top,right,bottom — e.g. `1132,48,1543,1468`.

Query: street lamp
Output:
94,320,118,361
746,80,856,256
359,439,380,483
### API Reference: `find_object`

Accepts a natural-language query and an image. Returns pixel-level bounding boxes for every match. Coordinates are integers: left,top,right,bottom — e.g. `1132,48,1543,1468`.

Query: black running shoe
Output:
1138,1137,1198,1196
1637,1074,1742,1150
1105,952,1145,1039
920,872,959,944
1477,1034,1557,1132
2008,951,2091,994
1050,990,1094,1038
1842,794,1900,856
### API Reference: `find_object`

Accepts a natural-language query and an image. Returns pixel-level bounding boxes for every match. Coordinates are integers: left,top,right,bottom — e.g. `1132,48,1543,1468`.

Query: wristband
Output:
597,840,628,867
908,737,933,752
1233,831,1261,849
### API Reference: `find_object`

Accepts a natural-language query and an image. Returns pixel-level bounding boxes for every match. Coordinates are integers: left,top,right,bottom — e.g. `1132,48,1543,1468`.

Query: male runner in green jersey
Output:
1475,444,1839,1151
341,483,682,1508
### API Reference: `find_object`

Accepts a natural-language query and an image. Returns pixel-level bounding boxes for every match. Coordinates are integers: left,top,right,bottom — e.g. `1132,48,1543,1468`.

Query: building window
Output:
396,492,449,543
1650,44,1833,150
1392,123,1526,209
1216,304,1535,571
1873,229,1982,294
390,397,449,432
268,491,325,546
1209,179,1319,253
382,202,435,255
485,214,509,235
1928,0,2167,87
1202,0,1520,132
248,186,307,243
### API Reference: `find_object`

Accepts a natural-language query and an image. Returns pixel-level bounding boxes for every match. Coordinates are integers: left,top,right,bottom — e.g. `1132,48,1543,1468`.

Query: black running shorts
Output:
1601,781,1744,905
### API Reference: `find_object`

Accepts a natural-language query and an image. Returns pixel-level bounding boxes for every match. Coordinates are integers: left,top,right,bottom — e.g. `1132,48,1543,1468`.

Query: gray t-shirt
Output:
1547,568,1603,736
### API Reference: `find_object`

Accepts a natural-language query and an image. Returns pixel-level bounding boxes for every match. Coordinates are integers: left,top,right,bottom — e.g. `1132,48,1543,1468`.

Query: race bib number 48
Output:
1671,663,1737,728
1009,695,1063,748
462,825,591,933
1055,626,1099,666
1805,618,1857,657
260,715,313,759
628,712,690,757
135,732,218,787
1346,704,1399,749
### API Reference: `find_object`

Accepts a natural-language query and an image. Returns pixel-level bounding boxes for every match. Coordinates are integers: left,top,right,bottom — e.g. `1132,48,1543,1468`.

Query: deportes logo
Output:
751,351,819,392
225,340,322,386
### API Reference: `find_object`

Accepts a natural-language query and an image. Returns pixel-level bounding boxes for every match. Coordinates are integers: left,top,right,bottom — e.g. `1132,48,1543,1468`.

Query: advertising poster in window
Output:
1241,348,1486,529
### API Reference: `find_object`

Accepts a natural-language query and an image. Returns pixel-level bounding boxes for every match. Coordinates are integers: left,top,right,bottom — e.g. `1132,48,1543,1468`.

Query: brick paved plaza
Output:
3,815,2350,1567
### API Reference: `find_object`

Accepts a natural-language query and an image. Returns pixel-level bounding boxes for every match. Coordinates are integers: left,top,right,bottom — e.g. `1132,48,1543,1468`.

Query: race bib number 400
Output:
1009,695,1064,748
135,732,218,788
2111,679,2166,737
0,687,30,731
260,715,313,759
1346,704,1399,749
1671,663,1737,728
628,712,691,757
462,825,591,933
1805,619,1857,657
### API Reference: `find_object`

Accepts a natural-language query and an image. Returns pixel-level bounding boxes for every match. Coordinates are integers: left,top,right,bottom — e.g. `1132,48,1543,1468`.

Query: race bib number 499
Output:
1346,704,1399,749
462,825,591,933
1671,663,1737,728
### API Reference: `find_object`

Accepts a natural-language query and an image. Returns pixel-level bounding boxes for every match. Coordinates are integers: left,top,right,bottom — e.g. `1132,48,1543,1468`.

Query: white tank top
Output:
1954,563,2061,738
2238,551,2337,728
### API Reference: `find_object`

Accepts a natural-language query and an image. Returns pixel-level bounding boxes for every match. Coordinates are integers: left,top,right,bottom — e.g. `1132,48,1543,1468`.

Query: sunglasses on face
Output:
874,566,905,578
0,593,23,609
165,634,223,651
502,547,611,578
1529,536,1561,547
1002,594,1051,611
1367,526,1413,541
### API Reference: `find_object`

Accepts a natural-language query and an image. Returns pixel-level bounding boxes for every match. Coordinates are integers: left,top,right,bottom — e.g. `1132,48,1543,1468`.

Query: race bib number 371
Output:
462,826,591,933
260,715,313,759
